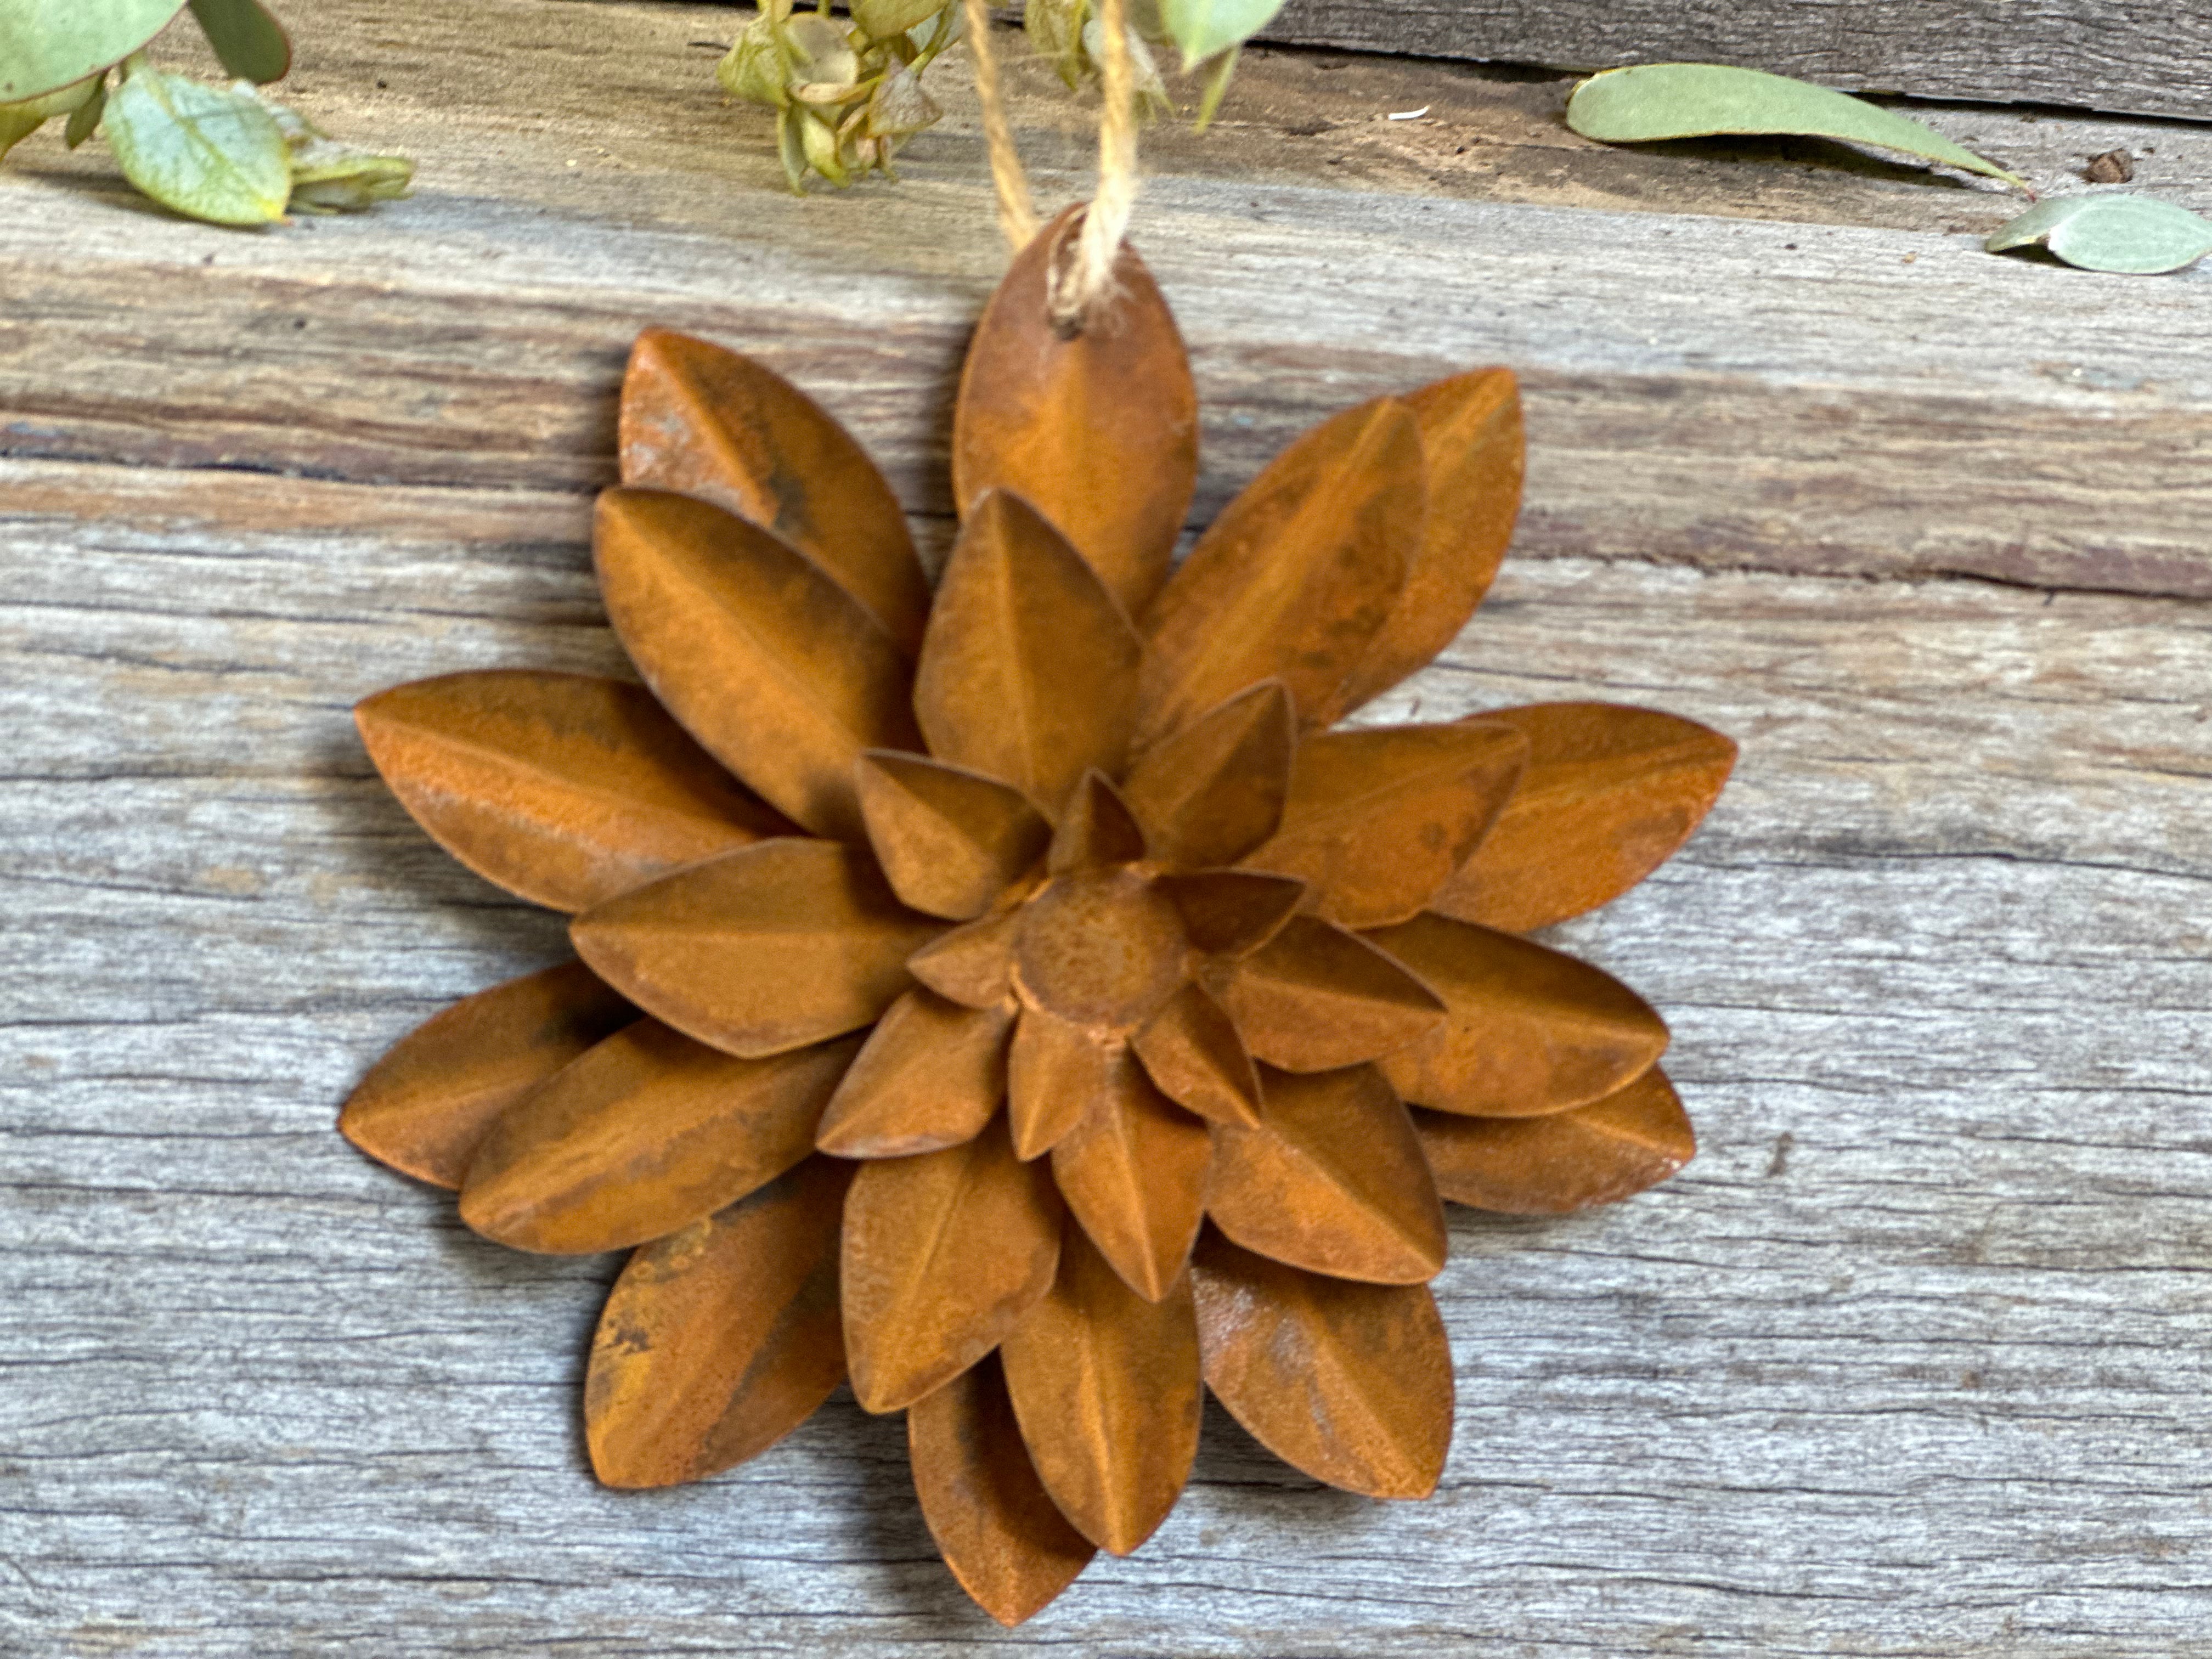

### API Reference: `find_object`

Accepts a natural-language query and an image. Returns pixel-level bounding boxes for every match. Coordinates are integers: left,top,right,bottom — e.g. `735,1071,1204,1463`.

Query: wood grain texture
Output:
1265,0,2212,123
5,1,2212,1654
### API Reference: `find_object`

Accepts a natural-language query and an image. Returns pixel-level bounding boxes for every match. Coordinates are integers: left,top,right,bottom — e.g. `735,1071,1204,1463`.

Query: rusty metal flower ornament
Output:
341,208,1735,1625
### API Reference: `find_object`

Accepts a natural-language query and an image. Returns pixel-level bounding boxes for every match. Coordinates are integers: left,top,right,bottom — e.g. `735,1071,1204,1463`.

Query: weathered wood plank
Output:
6,463,2212,1655
4,5,2211,602
1265,0,2212,123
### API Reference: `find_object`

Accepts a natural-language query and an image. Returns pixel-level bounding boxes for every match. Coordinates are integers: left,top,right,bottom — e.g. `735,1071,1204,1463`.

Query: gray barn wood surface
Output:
1266,0,2212,123
5,3,2212,1655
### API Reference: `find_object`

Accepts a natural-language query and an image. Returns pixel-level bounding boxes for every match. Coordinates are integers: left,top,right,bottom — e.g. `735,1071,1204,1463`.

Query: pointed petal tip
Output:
1138,394,1423,743
955,208,1197,618
616,330,930,654
1192,1234,1454,1499
916,491,1143,820
1432,702,1736,932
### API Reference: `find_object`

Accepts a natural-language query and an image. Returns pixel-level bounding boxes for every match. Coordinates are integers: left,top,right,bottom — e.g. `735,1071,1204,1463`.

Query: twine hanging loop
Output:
962,0,1139,332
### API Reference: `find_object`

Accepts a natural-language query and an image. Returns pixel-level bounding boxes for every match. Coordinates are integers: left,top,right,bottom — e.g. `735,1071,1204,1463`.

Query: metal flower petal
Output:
952,204,1198,617
1429,702,1736,932
1414,1064,1696,1213
571,839,940,1059
620,328,932,655
339,960,634,1188
459,1020,859,1255
1245,719,1528,929
1325,368,1525,721
594,487,922,842
1367,912,1670,1118
1121,679,1295,870
914,489,1144,819
1218,913,1444,1072
909,1353,1096,1627
1001,1227,1202,1556
1205,1064,1447,1285
1138,396,1424,742
1048,1048,1211,1301
1131,979,1263,1128
815,989,1013,1159
1190,1230,1453,1498
355,670,789,911
840,1115,1063,1413
584,1155,851,1487
855,751,1052,922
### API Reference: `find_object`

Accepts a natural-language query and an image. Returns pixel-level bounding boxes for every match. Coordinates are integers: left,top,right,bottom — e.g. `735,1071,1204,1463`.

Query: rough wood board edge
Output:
1258,0,2212,123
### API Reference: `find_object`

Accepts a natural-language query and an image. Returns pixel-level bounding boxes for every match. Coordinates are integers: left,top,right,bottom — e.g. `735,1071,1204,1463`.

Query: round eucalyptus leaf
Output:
1987,194,2212,275
0,0,188,103
105,66,290,224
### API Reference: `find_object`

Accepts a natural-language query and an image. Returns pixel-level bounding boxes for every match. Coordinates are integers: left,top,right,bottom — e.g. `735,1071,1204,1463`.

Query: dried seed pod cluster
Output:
341,206,1735,1625
719,0,959,192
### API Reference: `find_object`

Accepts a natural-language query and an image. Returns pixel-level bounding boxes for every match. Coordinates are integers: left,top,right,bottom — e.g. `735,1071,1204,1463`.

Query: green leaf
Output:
1566,63,2025,189
1158,0,1286,72
1987,194,2212,275
0,0,187,102
241,83,410,211
65,75,108,148
104,66,290,223
1192,41,1237,132
1,72,106,159
0,104,45,160
186,0,290,84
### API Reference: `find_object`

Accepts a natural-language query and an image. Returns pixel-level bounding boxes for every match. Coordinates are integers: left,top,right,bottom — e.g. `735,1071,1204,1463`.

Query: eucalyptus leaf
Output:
104,66,290,223
783,14,858,88
1,72,106,157
0,0,187,102
1987,194,2212,275
1157,0,1285,72
186,0,290,84
1566,63,2025,189
65,76,108,147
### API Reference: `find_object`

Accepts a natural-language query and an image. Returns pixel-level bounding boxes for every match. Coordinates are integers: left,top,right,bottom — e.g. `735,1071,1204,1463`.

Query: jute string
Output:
962,0,1139,331
960,0,1038,252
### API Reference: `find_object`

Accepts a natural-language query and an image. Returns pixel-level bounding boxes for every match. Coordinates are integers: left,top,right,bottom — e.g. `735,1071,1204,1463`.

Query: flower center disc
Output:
1013,868,1187,1033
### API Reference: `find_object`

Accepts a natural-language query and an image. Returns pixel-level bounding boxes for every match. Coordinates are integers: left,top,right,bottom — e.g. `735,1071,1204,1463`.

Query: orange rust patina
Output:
340,205,1736,1626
